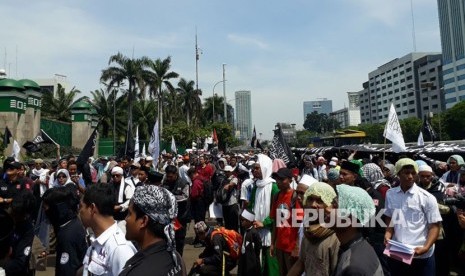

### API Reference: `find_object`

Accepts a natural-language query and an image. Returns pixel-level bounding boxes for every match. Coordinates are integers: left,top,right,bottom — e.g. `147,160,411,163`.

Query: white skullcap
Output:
224,165,234,172
418,165,433,173
241,209,255,221
112,166,124,175
331,157,339,162
146,156,154,161
299,174,318,187
329,161,337,166
247,160,256,166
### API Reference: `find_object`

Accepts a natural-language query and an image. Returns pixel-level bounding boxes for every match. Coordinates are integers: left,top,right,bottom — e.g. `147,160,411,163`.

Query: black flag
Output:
23,129,57,153
77,128,98,166
269,125,295,165
3,127,12,148
120,123,135,159
422,115,437,143
250,126,263,150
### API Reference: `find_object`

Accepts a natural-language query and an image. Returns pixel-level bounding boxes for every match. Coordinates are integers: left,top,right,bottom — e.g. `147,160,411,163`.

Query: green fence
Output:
40,119,72,146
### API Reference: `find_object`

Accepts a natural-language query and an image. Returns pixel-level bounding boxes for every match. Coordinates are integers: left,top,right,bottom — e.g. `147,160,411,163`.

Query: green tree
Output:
90,88,127,138
294,130,315,147
176,78,202,127
147,56,179,135
399,117,422,143
100,52,152,139
41,83,81,122
303,112,339,134
354,123,385,144
202,96,233,125
443,101,465,140
133,99,158,141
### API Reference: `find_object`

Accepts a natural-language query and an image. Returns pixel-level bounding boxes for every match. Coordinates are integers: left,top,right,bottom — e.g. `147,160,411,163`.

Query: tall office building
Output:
437,0,465,108
359,53,443,124
330,91,362,128
303,99,332,120
235,90,252,140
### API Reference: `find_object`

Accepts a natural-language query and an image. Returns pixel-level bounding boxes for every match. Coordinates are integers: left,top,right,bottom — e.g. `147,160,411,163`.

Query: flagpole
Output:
383,137,387,164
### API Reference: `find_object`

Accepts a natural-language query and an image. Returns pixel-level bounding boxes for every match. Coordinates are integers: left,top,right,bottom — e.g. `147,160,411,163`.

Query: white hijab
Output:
39,169,50,197
253,154,275,246
55,169,74,186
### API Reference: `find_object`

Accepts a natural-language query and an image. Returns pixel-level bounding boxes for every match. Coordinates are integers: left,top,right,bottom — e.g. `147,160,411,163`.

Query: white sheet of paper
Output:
209,203,223,218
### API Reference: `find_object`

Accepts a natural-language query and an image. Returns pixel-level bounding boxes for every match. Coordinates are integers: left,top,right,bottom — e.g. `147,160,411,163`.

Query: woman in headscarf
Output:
55,169,75,187
288,182,340,276
248,154,280,276
441,154,464,186
361,163,391,199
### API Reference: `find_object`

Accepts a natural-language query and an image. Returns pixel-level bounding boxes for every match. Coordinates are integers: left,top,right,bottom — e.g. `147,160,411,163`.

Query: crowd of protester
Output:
0,149,464,276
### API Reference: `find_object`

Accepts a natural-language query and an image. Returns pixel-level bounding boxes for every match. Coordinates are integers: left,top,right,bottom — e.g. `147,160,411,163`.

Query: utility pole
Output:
195,28,199,92
223,63,227,123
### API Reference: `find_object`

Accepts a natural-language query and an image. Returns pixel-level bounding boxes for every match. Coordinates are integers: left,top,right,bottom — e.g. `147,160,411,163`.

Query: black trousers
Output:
175,223,187,256
222,204,239,231
191,199,207,223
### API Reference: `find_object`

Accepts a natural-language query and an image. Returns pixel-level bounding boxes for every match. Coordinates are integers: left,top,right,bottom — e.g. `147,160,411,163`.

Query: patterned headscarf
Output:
361,163,384,183
303,182,337,206
336,184,375,226
133,185,178,265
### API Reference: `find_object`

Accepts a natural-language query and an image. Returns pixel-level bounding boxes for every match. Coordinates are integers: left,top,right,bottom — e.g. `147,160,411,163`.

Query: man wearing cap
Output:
418,164,450,276
126,163,140,188
332,184,383,276
385,158,442,275
192,221,237,275
288,182,339,276
316,156,328,182
145,156,154,169
80,184,137,276
31,158,45,178
220,165,240,231
270,167,302,275
238,209,261,275
162,165,190,255
339,160,387,274
110,166,135,225
120,185,185,276
0,161,28,209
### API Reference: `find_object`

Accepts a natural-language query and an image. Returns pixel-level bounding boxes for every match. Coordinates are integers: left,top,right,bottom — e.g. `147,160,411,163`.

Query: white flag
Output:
171,136,177,154
417,132,424,146
12,140,20,161
141,143,147,158
383,104,406,153
134,125,139,158
148,118,159,168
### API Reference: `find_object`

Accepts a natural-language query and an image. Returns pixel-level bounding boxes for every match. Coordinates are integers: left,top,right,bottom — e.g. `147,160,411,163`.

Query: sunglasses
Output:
111,174,122,178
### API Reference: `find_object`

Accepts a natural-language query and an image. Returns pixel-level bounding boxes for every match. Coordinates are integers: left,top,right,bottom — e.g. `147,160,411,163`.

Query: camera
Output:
443,194,465,210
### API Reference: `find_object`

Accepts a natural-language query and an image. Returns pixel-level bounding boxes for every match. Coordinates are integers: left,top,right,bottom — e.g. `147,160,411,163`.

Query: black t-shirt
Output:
55,217,88,276
335,235,384,276
119,240,185,276
4,220,34,276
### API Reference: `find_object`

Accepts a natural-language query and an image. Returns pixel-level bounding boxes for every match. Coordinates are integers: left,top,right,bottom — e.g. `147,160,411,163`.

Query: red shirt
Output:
197,164,213,181
270,189,301,253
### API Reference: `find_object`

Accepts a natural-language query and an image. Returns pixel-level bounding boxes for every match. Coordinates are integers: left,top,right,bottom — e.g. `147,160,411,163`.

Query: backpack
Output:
211,227,243,260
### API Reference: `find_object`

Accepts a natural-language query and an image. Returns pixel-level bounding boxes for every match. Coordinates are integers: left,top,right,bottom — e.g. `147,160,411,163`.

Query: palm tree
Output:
133,99,158,140
100,52,151,139
202,95,227,124
162,88,182,125
147,56,179,136
41,83,81,122
90,89,127,138
176,78,202,127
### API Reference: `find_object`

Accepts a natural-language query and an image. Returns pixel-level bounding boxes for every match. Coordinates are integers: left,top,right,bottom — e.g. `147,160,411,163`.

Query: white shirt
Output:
385,184,442,258
119,178,136,212
179,164,191,186
83,223,137,276
240,178,254,201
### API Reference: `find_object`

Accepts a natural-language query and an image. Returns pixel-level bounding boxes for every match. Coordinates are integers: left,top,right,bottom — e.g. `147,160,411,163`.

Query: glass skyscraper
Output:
437,0,465,108
235,90,252,140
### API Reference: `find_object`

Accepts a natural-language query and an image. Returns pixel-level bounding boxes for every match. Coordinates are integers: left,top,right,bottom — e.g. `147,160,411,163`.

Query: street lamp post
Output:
212,80,226,122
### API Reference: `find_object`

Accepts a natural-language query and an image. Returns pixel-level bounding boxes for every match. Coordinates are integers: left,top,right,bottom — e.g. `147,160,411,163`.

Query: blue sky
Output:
1,0,441,140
